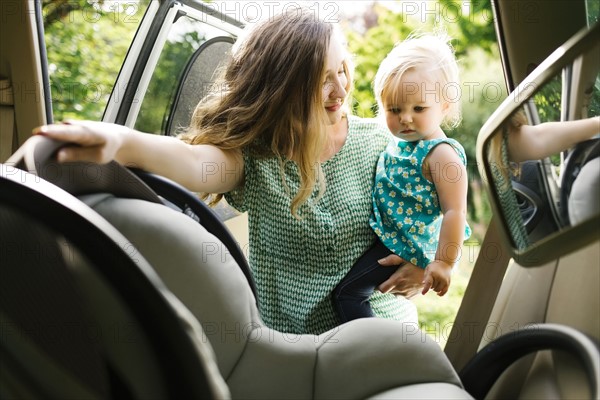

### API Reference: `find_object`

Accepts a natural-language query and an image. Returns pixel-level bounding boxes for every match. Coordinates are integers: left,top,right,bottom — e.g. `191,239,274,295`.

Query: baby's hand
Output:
421,261,452,296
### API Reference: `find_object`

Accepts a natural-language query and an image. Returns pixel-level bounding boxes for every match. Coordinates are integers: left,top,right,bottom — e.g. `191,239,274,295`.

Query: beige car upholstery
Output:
84,193,467,399
7,136,598,399
4,136,472,398
482,241,599,399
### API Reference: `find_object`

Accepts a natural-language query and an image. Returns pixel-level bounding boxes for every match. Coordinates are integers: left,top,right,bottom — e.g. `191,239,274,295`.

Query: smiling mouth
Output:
325,102,341,111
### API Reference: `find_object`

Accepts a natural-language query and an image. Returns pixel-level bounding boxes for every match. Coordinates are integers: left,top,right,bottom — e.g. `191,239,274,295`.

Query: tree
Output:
43,1,146,121
134,29,206,134
344,0,502,232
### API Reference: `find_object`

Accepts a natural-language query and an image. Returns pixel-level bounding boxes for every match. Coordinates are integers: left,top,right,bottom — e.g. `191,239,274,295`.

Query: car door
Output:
446,1,599,398
0,0,51,162
101,0,247,230
101,1,243,133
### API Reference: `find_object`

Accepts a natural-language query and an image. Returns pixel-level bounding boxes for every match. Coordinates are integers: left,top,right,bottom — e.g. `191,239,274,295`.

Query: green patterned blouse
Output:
490,130,530,250
225,115,418,334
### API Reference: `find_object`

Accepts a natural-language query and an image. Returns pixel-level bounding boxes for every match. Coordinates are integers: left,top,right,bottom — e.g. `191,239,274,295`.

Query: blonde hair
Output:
489,109,528,184
373,32,461,129
180,10,353,217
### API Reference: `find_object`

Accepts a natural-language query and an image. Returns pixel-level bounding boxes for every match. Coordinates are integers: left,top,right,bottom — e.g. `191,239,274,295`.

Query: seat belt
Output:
0,78,16,162
444,215,512,372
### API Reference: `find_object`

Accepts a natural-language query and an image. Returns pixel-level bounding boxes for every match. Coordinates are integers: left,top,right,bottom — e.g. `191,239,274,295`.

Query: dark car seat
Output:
0,164,228,399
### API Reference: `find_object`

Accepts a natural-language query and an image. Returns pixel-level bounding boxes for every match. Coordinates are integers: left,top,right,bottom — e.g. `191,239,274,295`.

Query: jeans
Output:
332,239,396,323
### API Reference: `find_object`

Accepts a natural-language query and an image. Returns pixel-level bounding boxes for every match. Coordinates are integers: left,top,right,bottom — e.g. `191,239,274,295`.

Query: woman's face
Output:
322,35,348,125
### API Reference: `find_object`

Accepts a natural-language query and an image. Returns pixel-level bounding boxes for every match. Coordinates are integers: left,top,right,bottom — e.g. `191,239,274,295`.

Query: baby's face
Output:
383,69,448,142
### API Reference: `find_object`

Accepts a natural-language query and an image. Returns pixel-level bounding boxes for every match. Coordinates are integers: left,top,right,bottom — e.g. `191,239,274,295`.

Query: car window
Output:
43,1,151,122
585,0,600,118
134,14,235,135
587,0,599,25
532,74,562,123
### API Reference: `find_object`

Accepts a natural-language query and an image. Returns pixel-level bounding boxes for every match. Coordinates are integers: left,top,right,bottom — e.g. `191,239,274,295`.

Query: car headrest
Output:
6,135,162,204
561,138,600,225
568,156,600,224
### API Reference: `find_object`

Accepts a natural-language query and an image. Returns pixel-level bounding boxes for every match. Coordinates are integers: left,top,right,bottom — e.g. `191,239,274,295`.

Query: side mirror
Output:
477,22,600,266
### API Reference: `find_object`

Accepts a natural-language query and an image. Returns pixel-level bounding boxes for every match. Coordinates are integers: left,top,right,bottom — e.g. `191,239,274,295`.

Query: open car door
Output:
446,1,599,398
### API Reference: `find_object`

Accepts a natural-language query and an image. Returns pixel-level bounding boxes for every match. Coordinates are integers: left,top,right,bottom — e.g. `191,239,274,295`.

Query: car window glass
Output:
585,2,600,116
43,0,151,122
531,74,562,168
586,0,599,25
134,15,234,135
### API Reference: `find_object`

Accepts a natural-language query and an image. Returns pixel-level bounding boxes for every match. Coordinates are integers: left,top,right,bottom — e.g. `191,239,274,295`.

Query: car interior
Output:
1,0,599,399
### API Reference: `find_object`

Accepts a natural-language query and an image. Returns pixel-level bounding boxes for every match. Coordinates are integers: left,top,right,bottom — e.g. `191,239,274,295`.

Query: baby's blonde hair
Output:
373,32,461,129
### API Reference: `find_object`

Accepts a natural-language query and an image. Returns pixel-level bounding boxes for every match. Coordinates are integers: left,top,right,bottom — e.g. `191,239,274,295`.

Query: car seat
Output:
3,136,598,399
562,138,600,225
0,163,228,399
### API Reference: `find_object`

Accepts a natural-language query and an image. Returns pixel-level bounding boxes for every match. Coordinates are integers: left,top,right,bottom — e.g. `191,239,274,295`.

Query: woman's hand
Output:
377,254,425,299
34,120,129,164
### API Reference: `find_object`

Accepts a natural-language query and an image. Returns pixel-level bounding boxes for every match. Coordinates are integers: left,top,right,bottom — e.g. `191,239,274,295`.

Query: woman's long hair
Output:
180,11,346,217
488,108,528,186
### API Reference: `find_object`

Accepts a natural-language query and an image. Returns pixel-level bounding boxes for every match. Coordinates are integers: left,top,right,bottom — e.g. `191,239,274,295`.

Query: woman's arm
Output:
507,116,600,163
35,120,244,194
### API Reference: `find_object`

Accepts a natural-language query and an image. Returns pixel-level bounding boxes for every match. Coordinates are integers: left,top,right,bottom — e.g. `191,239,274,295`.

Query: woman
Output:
36,10,425,334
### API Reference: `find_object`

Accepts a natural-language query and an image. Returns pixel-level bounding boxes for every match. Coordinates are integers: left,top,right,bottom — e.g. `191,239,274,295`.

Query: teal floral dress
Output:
370,138,472,268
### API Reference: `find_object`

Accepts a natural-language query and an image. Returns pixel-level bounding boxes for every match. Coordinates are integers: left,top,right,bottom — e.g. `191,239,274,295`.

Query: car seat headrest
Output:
6,135,162,204
568,156,600,224
561,138,600,225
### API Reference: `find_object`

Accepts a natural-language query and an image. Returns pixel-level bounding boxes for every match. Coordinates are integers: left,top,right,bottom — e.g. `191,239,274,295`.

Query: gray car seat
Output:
4,136,469,399
4,136,599,399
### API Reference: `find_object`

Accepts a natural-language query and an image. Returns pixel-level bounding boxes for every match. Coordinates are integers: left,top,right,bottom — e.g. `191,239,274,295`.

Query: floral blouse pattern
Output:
370,138,472,268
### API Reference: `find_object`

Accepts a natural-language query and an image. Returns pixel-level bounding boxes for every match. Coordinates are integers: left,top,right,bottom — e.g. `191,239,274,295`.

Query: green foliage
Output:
42,0,99,28
135,29,206,134
346,0,501,238
43,1,147,121
587,0,600,25
438,0,497,55
345,10,413,118
533,75,562,122
413,243,477,349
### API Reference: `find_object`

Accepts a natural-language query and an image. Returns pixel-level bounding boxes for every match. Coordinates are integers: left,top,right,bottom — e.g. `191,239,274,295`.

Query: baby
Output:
333,33,471,322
